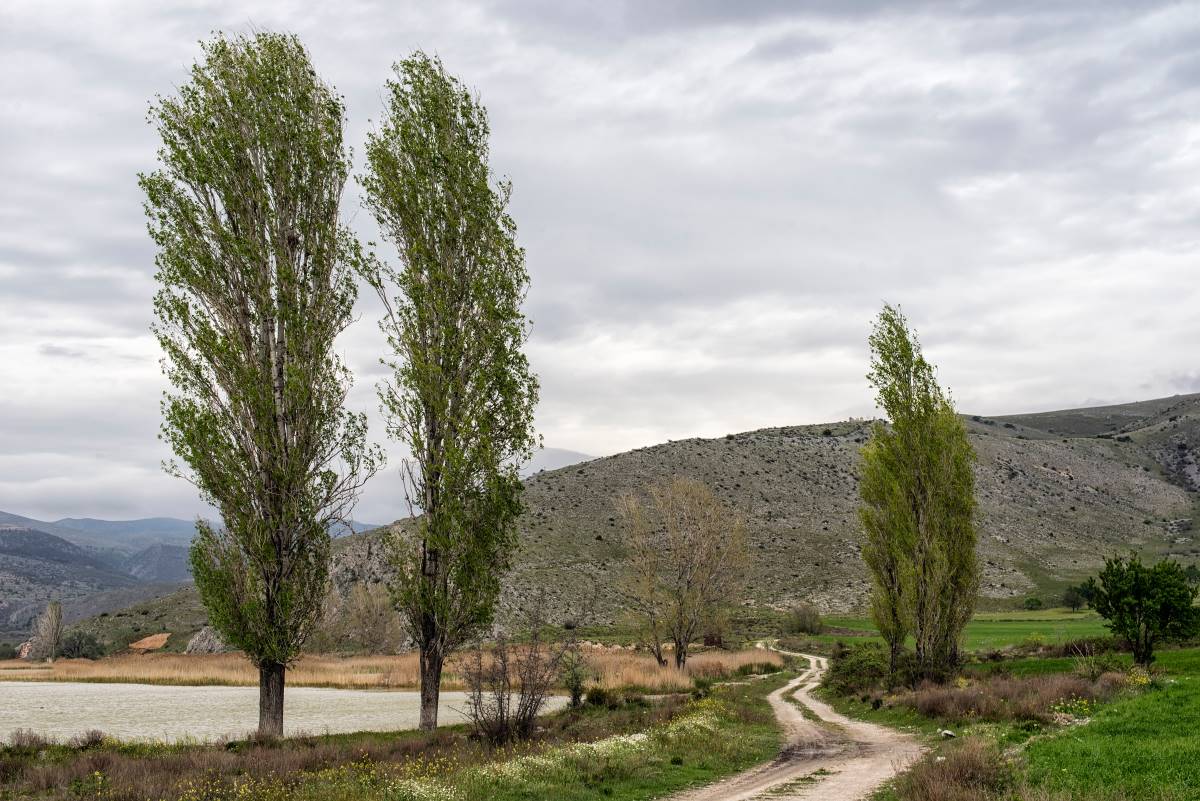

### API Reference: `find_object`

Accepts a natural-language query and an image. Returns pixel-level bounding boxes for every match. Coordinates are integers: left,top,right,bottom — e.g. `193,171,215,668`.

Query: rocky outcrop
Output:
185,626,228,654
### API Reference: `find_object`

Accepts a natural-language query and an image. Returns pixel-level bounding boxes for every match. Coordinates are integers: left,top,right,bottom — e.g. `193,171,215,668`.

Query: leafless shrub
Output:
462,608,576,744
68,730,107,749
7,729,48,750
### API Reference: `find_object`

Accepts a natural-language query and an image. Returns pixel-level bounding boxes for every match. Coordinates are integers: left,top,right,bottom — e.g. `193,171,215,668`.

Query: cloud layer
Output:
2,0,1199,522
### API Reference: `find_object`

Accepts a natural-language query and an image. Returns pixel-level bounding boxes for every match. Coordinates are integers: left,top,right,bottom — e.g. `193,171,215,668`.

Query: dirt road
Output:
672,652,924,801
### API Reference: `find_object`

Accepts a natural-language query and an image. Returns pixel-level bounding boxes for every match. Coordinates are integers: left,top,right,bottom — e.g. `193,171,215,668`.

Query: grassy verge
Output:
0,671,792,801
835,645,1200,801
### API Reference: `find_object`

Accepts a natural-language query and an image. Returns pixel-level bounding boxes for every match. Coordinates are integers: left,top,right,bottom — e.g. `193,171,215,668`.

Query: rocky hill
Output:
77,394,1200,650
0,527,145,640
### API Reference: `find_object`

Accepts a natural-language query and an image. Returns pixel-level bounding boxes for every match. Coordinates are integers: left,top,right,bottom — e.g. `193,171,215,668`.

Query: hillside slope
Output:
79,394,1200,648
0,527,144,640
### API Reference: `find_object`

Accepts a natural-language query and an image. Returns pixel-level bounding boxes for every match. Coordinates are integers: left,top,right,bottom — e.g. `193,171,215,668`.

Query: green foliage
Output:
1062,585,1086,611
1023,596,1044,611
58,630,103,660
359,52,539,728
860,304,979,681
823,641,908,696
0,642,16,659
782,602,823,635
140,32,380,733
1084,553,1200,665
560,648,593,709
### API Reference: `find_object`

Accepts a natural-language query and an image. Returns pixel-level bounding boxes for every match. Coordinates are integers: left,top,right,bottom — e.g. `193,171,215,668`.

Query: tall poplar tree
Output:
360,53,539,731
141,32,379,737
859,305,979,681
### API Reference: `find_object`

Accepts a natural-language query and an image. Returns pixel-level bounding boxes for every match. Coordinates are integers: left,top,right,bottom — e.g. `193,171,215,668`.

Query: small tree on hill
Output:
1084,553,1200,665
859,304,979,682
141,32,379,737
620,477,748,669
359,53,539,731
29,601,63,662
1062,585,1086,612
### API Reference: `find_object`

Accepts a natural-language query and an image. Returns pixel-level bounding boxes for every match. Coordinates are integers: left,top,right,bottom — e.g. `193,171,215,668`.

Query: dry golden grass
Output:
0,647,781,692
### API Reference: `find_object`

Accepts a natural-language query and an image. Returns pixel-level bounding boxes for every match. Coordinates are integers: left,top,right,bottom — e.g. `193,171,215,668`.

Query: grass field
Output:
820,608,1109,651
1021,649,1200,800
0,647,781,693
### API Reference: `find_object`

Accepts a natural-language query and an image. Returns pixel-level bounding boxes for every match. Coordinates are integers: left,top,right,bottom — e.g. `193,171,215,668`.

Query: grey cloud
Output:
2,0,1199,520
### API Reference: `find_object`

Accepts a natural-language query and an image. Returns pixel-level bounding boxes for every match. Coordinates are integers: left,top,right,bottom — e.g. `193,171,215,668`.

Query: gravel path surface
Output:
671,651,924,801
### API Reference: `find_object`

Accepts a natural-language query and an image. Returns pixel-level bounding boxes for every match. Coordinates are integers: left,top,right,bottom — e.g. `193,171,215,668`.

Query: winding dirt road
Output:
672,651,924,801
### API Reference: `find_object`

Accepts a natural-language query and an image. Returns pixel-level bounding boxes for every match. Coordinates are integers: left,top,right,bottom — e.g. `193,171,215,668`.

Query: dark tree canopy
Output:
140,31,379,736
1084,553,1200,665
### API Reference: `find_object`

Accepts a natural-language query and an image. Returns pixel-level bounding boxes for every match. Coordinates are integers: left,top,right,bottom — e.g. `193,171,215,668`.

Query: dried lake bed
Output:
2,681,567,742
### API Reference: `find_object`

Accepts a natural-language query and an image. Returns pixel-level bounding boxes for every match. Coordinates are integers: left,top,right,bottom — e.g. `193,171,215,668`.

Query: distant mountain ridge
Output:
0,511,382,644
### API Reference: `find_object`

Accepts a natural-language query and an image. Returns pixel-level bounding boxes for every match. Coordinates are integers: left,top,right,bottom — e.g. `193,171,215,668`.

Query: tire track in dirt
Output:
670,650,924,801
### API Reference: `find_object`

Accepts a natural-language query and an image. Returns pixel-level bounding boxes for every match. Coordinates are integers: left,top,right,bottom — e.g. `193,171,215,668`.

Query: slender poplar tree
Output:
360,53,539,731
859,305,979,681
141,32,379,737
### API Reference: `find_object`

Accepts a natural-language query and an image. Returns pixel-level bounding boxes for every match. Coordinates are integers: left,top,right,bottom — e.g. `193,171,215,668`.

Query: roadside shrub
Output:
824,642,889,695
58,630,103,660
782,602,823,635
893,737,1013,801
0,643,16,660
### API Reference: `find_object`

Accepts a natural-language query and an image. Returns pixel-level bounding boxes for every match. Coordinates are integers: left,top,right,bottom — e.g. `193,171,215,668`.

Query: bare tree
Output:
620,478,747,669
28,601,63,662
311,584,407,654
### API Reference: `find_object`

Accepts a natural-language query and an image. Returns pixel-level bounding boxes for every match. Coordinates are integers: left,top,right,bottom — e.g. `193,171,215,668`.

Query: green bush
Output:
824,642,886,695
1023,596,1044,610
782,602,823,635
585,687,618,709
0,642,17,660
59,630,103,660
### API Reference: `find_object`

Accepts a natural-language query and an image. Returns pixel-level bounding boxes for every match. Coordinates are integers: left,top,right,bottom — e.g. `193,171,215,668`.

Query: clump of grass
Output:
892,738,1013,801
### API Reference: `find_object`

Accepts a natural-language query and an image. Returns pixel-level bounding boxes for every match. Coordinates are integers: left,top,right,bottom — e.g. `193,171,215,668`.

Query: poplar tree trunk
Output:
419,645,444,731
258,662,286,738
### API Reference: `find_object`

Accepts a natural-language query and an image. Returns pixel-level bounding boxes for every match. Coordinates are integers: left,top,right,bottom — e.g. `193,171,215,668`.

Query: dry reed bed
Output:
0,648,780,692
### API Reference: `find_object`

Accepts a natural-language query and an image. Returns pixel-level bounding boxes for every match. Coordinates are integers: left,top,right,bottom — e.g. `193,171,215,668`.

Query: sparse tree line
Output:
127,30,751,741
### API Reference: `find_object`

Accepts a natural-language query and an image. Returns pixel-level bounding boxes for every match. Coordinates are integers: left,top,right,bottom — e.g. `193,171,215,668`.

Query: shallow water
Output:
0,681,566,742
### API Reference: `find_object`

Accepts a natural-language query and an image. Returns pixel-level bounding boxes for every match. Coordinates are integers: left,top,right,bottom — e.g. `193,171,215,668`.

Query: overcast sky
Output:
2,1,1200,523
